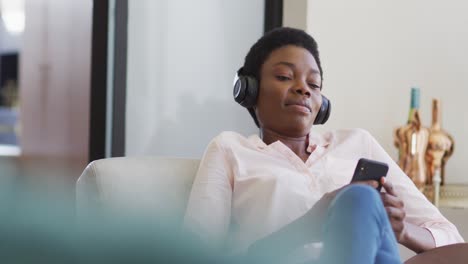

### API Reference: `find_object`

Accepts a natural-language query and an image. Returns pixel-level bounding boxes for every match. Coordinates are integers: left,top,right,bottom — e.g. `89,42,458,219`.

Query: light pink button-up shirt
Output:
184,128,464,256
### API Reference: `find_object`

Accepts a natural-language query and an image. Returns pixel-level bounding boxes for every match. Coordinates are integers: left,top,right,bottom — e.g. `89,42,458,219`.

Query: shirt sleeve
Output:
365,130,464,246
183,136,233,250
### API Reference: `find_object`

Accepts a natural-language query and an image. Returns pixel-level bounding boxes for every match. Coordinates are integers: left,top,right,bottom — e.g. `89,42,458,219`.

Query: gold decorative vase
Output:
395,111,429,189
394,88,429,189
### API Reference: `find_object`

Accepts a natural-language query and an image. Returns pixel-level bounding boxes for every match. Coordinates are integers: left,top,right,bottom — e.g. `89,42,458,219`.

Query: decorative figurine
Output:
425,99,454,186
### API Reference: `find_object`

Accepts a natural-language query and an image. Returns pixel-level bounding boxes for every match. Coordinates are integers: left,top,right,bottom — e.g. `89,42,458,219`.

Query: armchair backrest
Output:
76,156,200,225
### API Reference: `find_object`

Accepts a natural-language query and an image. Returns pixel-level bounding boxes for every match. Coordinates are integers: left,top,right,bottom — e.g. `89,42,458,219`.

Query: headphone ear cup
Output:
314,95,331,125
233,76,247,105
233,75,258,108
243,76,258,108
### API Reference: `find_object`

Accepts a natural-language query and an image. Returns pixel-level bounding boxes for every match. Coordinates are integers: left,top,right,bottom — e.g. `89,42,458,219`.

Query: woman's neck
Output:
260,128,311,162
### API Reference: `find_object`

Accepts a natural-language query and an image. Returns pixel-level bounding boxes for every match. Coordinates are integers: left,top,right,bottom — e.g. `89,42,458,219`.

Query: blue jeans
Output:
318,185,402,264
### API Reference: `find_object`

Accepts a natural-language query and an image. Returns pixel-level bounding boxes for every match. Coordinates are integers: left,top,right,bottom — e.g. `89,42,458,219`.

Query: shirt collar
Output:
248,129,332,150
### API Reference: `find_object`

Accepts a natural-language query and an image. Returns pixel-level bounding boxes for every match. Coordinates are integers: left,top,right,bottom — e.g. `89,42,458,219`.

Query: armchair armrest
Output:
404,243,468,264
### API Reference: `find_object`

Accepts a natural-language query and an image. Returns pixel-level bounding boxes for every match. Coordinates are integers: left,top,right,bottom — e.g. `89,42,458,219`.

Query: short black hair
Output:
241,27,323,127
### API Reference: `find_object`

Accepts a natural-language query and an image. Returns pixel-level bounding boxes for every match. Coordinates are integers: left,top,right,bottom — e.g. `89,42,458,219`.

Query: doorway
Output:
0,0,22,156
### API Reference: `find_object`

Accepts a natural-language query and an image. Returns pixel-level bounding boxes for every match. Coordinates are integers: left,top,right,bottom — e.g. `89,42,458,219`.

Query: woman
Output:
183,27,463,263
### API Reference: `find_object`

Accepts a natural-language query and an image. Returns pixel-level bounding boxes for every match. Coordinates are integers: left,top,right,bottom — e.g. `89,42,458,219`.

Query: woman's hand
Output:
380,178,436,253
380,178,407,242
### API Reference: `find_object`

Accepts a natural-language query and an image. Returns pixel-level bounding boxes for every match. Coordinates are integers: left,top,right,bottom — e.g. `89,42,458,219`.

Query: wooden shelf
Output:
423,184,468,209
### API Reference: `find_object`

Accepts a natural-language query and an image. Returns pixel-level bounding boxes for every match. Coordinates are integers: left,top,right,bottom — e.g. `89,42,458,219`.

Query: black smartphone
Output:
351,158,389,191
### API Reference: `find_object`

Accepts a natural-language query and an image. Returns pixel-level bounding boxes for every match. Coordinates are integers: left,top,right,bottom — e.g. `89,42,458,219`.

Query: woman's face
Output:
255,45,323,137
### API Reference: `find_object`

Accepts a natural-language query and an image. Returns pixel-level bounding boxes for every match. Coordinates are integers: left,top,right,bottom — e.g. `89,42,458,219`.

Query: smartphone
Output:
351,158,389,191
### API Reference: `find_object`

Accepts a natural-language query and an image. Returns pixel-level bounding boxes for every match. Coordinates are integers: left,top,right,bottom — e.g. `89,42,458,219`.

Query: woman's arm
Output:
183,138,233,251
246,190,332,259
248,180,379,260
402,221,436,253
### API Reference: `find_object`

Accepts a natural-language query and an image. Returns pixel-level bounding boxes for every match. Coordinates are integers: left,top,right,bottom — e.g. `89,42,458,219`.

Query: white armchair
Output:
76,156,200,224
75,156,468,264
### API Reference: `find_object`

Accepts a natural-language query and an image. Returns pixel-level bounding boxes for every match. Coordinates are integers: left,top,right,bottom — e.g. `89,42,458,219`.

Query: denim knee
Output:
329,184,384,215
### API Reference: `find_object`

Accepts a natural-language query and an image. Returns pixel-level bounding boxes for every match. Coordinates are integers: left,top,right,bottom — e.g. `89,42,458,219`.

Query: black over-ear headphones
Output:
233,68,331,125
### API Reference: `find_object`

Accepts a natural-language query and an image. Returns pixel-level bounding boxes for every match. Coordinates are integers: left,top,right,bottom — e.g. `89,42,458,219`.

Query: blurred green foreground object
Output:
0,182,231,264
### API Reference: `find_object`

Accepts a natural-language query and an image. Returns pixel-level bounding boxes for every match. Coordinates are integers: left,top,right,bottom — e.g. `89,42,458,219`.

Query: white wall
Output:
304,0,468,184
126,0,263,158
283,0,308,30
19,0,92,162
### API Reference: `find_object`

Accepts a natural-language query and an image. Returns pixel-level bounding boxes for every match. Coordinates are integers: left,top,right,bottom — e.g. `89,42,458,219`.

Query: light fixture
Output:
0,0,25,35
